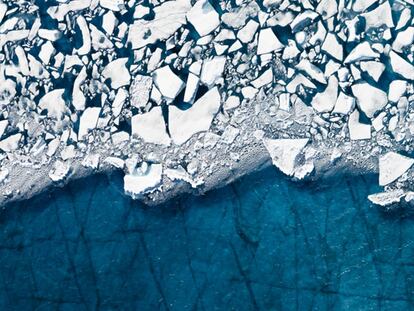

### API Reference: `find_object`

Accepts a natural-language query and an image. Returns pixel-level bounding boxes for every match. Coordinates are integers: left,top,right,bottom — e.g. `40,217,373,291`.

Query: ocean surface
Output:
1,168,414,310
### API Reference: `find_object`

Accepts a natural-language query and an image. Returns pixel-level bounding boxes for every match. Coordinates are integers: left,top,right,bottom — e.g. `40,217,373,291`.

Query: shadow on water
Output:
1,167,414,310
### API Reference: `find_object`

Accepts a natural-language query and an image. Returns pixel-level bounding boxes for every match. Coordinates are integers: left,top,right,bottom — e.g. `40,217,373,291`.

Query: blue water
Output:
1,168,414,310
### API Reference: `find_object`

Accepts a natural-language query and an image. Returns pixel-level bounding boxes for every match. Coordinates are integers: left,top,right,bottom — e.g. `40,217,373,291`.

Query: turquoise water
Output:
1,168,414,310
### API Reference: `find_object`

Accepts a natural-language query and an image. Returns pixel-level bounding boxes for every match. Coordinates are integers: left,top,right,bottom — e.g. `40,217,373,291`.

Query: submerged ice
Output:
1,0,414,207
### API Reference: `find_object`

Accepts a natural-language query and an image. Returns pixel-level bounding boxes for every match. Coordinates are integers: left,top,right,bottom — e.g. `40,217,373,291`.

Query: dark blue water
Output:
1,167,414,310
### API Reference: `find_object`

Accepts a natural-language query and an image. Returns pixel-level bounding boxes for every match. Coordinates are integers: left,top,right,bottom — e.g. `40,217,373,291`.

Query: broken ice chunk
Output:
290,10,318,32
49,161,70,182
78,107,101,140
200,56,226,87
0,120,7,138
389,50,414,81
131,107,171,146
72,67,87,111
153,66,184,102
165,165,202,188
361,1,394,31
351,82,387,118
187,0,220,37
344,42,379,64
321,33,343,61
129,74,153,108
388,80,407,103
333,92,355,115
0,134,21,152
90,24,113,50
127,0,190,49
352,0,376,12
251,68,273,88
75,16,91,55
263,138,309,176
39,89,68,119
104,157,124,169
47,0,92,21
82,153,100,170
360,61,385,82
237,20,259,43
224,95,240,110
102,58,130,89
0,78,16,106
348,110,371,140
379,152,414,186
38,29,62,41
184,73,200,104
257,28,283,55
311,75,338,113
169,87,221,145
392,27,414,53
368,190,406,207
124,163,163,198
39,41,55,65
100,0,125,11
316,0,337,20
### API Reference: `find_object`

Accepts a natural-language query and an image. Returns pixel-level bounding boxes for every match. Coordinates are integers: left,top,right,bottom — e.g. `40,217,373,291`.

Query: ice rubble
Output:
1,0,414,207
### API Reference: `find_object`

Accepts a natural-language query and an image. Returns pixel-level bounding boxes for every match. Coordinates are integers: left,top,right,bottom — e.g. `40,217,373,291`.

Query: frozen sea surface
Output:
1,169,414,310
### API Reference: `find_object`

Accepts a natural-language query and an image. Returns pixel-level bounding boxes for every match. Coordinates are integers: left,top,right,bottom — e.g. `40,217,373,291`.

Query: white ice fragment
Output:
257,28,284,55
396,8,411,30
165,166,202,188
282,40,300,60
242,86,258,99
229,40,242,52
102,11,117,35
39,41,55,65
0,120,7,138
46,138,60,157
368,190,406,206
0,168,8,184
0,78,16,106
311,75,338,113
333,92,355,115
72,67,87,111
360,61,385,82
112,88,128,117
352,0,376,12
127,0,190,49
112,131,130,145
75,16,91,55
153,66,184,101
290,10,318,32
124,163,163,198
129,75,153,108
388,80,407,103
131,107,170,146
251,68,273,88
187,0,220,37
200,56,226,87
361,1,394,31
0,134,21,152
389,50,414,80
78,107,101,140
351,82,387,118
39,89,68,119
379,152,414,186
82,153,100,170
263,138,309,176
0,3,6,25
104,157,124,169
278,93,290,111
134,5,150,19
38,29,62,41
224,96,240,110
184,73,200,104
49,161,70,182
316,0,337,20
321,33,343,61
48,0,91,21
286,73,316,93
237,20,259,43
297,59,327,84
372,112,386,132
90,24,113,50
344,42,379,64
15,46,30,76
348,110,371,140
392,27,414,53
221,125,240,144
215,29,235,42
100,0,125,11
102,58,130,89
169,87,221,145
